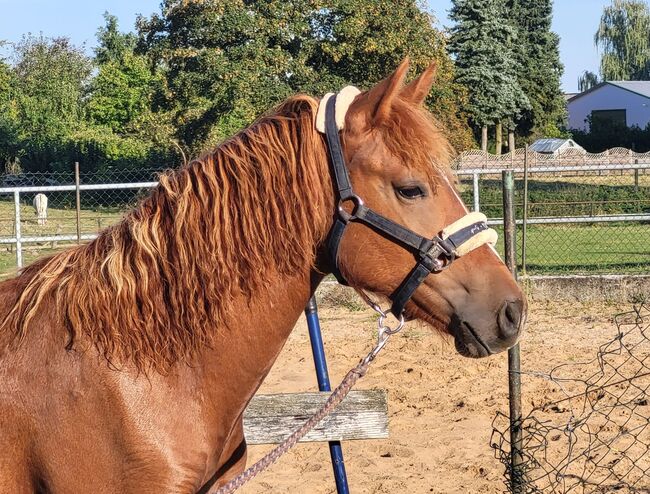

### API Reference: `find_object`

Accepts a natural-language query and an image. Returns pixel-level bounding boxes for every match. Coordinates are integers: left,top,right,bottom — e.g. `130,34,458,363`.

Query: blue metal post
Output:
305,296,350,494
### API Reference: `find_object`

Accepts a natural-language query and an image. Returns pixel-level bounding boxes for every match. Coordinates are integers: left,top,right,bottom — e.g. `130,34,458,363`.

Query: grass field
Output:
493,223,649,275
0,198,125,278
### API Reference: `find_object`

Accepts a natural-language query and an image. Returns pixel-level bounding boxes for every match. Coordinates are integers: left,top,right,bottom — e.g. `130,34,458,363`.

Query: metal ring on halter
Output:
378,311,405,335
337,194,364,222
429,256,451,273
361,294,406,336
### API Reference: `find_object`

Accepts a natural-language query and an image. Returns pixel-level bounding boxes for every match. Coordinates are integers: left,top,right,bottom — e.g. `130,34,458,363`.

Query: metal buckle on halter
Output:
424,238,456,272
337,194,364,223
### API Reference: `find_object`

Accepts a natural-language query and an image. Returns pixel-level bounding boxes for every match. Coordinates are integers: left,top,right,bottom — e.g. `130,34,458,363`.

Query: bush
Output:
570,121,650,153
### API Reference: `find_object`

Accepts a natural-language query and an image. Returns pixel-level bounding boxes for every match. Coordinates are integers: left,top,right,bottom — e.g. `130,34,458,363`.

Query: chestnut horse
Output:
0,60,525,493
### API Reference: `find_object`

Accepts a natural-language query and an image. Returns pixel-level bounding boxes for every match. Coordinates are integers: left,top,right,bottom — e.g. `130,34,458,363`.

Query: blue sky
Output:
0,0,624,92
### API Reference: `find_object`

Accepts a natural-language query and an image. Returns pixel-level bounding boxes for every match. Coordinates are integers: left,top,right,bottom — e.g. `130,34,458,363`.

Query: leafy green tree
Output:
81,14,177,172
94,12,138,65
578,70,600,92
11,35,92,172
596,0,650,81
137,1,298,152
86,51,161,133
0,55,20,169
137,0,473,152
508,0,565,141
449,0,528,152
87,14,163,134
308,0,474,150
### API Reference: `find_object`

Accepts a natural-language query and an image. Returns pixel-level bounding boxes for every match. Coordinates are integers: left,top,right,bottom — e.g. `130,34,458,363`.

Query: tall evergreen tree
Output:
449,0,528,152
508,0,565,140
595,0,650,81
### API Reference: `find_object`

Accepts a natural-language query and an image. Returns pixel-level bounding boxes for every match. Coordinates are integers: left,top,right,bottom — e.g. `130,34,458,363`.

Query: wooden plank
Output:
243,389,388,445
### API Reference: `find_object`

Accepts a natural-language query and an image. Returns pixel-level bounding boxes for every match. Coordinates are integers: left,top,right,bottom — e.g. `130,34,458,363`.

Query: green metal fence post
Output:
503,170,524,493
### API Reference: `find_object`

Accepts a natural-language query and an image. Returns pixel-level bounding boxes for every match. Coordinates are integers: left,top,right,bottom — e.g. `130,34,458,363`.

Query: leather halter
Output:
320,90,496,317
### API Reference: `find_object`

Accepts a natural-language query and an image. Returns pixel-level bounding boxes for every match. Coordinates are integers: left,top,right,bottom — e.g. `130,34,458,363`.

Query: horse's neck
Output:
197,267,323,425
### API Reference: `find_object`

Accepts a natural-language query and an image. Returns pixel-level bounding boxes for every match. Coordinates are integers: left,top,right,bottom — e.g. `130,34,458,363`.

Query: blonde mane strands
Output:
3,96,332,371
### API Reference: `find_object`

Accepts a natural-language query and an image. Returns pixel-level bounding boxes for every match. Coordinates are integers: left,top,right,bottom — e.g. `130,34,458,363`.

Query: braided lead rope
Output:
211,304,404,494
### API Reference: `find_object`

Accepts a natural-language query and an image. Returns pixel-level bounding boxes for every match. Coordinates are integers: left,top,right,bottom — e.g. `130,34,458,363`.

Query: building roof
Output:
530,138,584,154
607,81,650,99
568,81,650,103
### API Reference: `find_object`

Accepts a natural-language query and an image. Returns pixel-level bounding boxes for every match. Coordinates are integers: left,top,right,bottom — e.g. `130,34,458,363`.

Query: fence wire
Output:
0,168,165,274
492,303,650,494
1,149,650,275
454,147,650,275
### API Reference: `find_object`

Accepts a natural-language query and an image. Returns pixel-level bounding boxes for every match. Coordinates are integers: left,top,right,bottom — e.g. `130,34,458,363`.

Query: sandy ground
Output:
236,298,639,494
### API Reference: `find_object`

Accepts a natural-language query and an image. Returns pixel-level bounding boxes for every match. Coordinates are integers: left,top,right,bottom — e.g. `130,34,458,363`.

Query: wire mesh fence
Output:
0,167,165,274
1,147,649,275
491,303,650,494
453,147,650,275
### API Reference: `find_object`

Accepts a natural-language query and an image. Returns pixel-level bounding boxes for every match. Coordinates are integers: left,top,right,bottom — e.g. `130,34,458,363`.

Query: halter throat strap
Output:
320,89,497,317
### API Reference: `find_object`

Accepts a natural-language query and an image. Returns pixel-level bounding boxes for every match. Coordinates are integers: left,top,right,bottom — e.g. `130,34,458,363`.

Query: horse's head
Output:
328,59,526,358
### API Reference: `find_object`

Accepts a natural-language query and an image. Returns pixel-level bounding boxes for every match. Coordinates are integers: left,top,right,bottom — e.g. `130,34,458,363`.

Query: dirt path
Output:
238,299,629,493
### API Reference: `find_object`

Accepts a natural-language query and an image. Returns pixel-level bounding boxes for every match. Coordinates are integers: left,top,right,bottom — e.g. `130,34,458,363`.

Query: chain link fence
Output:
0,167,165,275
491,303,650,494
1,147,649,275
453,148,650,275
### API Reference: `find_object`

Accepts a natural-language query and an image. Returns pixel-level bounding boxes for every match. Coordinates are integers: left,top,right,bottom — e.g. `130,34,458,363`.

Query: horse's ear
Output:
361,58,410,126
401,62,437,106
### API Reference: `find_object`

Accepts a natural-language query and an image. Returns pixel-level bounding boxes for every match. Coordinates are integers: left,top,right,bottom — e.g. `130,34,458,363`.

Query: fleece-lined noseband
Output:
317,87,498,317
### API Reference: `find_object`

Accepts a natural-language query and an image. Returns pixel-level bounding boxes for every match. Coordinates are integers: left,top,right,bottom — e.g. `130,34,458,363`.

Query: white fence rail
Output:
1,182,155,268
1,165,649,270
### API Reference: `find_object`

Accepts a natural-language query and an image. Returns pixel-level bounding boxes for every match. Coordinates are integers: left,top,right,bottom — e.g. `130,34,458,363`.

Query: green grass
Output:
493,223,650,275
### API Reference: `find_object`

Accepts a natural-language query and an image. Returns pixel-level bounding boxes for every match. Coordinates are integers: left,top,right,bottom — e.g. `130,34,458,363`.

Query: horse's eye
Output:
396,185,425,200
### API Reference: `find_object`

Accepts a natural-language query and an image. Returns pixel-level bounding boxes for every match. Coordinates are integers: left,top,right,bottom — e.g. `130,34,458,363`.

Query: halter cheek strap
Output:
317,88,498,317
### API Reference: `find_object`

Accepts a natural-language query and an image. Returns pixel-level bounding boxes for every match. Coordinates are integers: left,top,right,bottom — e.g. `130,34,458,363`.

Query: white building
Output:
567,81,650,131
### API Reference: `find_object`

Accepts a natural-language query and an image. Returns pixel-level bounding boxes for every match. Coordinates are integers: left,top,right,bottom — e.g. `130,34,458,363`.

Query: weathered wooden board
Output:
243,389,388,445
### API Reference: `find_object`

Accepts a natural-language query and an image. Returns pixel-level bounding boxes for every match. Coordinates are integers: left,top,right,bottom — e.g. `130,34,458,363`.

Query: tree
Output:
0,55,20,170
578,70,600,92
94,12,138,65
508,0,565,141
11,35,92,172
595,0,650,81
449,0,528,152
87,14,163,134
137,1,298,152
137,0,474,153
308,0,474,150
80,14,178,172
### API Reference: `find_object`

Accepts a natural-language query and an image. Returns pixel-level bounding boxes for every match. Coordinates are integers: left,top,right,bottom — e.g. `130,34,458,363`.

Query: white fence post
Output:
473,172,480,212
14,190,22,269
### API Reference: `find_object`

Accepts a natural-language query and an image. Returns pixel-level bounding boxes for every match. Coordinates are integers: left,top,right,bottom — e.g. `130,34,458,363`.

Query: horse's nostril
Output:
498,300,523,339
505,302,518,325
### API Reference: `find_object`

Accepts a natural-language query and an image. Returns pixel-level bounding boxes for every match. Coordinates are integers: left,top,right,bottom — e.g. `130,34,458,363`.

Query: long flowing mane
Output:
1,89,455,372
1,95,332,370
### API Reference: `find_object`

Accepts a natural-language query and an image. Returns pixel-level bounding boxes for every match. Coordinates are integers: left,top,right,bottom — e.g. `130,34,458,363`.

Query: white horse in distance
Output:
33,193,48,226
